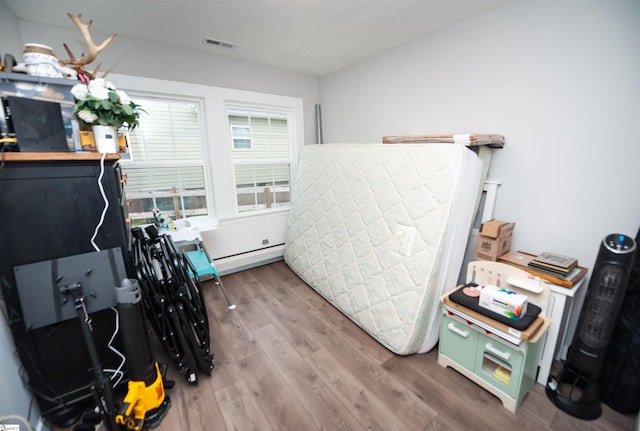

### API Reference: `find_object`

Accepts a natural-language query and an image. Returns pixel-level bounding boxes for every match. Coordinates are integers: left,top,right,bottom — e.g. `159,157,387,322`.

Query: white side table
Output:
537,278,587,384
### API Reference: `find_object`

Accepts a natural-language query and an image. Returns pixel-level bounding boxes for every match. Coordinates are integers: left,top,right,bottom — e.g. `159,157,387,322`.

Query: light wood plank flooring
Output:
57,260,636,431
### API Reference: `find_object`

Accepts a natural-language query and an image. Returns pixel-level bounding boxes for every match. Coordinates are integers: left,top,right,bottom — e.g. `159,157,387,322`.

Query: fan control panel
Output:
604,233,637,254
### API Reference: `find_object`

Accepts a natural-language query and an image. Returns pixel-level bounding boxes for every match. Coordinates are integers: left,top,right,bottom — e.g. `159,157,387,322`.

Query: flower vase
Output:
92,125,118,153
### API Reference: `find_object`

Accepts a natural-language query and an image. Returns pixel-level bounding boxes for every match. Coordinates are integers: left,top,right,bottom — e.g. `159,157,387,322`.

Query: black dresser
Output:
0,152,132,426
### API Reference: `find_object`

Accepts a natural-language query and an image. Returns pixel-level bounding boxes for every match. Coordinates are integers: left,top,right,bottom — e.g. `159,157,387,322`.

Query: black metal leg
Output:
63,284,119,431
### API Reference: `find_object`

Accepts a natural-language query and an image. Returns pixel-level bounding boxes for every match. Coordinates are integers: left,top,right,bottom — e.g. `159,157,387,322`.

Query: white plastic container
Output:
479,284,529,320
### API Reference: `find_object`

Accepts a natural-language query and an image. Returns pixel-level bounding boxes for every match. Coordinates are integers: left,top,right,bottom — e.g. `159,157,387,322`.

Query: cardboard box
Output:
479,219,515,238
474,219,515,261
475,235,513,261
479,284,528,320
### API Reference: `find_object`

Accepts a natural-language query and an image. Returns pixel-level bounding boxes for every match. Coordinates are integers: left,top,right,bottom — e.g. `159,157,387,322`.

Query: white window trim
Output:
107,73,304,222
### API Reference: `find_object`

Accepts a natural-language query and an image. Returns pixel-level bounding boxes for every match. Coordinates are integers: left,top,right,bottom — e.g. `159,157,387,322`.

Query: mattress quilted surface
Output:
284,143,481,354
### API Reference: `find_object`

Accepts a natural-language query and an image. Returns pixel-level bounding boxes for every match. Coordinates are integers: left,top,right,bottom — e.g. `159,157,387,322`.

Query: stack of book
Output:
498,251,587,288
528,252,578,276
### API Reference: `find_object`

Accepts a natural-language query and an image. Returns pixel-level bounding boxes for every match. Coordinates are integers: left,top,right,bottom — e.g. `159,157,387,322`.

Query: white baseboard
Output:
213,244,285,275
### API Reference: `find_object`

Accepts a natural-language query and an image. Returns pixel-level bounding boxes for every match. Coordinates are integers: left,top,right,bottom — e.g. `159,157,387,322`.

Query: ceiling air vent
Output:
203,38,236,49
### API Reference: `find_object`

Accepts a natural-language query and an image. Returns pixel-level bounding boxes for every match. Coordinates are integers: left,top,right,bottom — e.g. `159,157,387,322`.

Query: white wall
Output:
0,2,21,56
1,10,320,147
319,0,640,272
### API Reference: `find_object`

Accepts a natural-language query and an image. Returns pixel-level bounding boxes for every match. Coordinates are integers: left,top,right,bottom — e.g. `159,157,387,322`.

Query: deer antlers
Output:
59,13,117,80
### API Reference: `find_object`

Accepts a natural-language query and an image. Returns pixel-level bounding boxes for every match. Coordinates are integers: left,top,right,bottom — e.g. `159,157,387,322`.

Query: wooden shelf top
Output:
1,152,121,162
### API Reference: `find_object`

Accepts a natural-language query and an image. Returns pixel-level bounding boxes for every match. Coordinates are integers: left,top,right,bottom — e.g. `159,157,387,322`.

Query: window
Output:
110,72,304,227
231,126,252,150
227,107,292,213
120,97,208,225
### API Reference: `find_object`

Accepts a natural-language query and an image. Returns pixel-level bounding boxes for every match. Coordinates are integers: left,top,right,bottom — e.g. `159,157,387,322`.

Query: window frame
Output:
226,104,295,214
117,93,211,224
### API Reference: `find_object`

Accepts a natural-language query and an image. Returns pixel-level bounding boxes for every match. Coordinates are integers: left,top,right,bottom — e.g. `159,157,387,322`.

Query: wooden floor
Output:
58,260,636,431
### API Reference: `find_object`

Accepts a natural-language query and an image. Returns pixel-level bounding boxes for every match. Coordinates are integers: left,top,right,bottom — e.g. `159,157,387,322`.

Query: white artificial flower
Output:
70,84,89,101
91,78,106,87
88,79,110,100
104,81,116,91
77,109,98,123
116,90,131,105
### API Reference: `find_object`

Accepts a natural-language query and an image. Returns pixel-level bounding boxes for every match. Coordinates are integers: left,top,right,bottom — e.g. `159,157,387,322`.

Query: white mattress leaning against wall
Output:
284,143,483,355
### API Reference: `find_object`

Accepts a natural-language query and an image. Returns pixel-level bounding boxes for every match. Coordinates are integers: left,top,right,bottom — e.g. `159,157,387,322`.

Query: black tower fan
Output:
546,233,637,420
599,226,640,413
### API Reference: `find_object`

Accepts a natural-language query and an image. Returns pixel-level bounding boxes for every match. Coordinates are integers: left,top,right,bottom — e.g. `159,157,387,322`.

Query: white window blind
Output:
121,97,208,224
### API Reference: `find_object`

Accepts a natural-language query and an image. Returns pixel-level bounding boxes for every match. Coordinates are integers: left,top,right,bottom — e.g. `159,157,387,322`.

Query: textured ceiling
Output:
4,0,513,77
